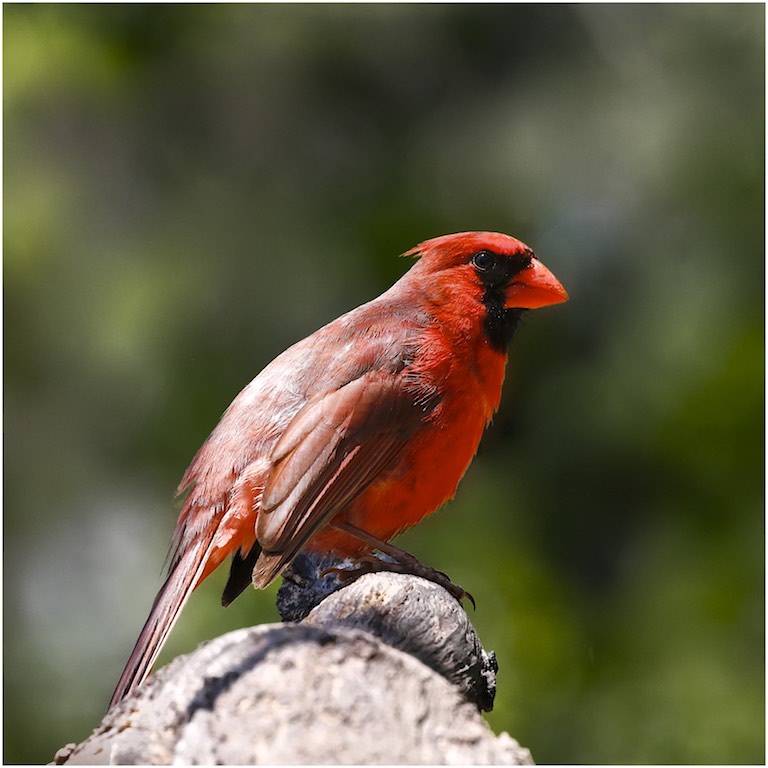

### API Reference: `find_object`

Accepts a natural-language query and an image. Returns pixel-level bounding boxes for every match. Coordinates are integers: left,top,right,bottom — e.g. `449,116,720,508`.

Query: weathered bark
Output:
56,565,533,765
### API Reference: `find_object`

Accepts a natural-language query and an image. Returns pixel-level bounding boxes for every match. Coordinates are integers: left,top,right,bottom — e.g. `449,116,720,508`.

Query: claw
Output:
320,554,382,582
326,551,475,608
322,520,477,610
418,566,475,608
319,564,356,581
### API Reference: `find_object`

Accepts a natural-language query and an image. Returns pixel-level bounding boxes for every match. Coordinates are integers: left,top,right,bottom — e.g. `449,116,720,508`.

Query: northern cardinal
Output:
109,231,567,709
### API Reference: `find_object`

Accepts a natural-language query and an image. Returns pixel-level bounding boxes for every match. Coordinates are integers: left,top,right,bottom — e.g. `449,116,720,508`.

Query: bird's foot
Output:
324,522,475,608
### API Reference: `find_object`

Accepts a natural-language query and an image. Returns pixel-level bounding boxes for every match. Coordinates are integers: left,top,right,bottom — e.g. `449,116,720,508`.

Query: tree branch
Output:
57,564,533,765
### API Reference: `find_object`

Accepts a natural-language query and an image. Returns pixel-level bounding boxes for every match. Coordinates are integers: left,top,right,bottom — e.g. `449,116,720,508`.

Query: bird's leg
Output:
324,520,475,608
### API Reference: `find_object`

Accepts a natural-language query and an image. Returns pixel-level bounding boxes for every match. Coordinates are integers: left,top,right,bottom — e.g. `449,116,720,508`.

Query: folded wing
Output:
252,369,438,587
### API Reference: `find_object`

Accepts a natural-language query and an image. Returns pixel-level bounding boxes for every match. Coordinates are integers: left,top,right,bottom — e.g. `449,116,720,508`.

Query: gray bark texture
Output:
56,566,533,765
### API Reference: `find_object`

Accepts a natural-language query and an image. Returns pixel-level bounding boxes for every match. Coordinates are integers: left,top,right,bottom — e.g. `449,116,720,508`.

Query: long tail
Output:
108,535,215,710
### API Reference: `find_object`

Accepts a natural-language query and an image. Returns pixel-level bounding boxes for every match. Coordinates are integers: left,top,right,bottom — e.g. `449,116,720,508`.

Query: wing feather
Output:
252,369,436,587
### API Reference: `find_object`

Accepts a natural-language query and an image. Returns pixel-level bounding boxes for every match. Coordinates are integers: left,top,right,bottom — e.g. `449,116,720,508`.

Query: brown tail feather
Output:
108,538,213,710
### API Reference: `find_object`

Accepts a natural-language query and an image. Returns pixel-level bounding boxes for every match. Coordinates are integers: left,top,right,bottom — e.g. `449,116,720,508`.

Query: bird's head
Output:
405,231,568,310
404,231,568,349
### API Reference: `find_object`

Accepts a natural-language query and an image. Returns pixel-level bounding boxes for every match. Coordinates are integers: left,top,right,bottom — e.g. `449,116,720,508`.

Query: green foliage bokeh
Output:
4,4,764,764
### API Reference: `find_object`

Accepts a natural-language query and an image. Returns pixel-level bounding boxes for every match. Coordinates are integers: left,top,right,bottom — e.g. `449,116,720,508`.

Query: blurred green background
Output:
4,4,764,764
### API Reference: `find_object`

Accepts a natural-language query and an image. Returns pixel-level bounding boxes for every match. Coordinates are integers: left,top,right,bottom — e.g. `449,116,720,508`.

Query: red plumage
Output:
109,231,567,709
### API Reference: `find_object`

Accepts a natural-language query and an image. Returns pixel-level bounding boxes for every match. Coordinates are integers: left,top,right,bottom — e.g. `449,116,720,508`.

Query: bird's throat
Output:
482,286,526,351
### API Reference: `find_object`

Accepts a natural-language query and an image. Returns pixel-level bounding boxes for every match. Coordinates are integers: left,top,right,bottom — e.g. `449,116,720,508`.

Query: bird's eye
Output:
472,251,496,271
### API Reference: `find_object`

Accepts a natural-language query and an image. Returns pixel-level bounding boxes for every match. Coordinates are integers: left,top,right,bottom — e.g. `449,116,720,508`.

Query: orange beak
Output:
504,258,569,309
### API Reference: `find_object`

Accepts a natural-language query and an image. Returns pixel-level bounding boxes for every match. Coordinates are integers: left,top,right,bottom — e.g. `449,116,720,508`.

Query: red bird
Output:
109,231,567,709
